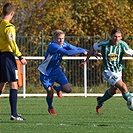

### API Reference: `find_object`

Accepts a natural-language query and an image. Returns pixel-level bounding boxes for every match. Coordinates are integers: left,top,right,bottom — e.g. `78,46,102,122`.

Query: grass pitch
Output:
0,97,133,133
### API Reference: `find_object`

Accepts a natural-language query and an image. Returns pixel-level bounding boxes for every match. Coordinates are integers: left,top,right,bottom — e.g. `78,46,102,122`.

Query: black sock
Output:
0,90,2,95
9,89,18,117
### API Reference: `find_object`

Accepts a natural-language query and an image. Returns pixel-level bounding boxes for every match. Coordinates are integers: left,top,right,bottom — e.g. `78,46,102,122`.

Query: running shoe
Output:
10,115,26,121
48,108,57,115
53,85,62,98
96,96,103,113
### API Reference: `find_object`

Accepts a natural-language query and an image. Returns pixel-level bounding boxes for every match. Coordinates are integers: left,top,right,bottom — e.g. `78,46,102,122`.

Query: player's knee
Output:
65,88,72,93
47,87,54,97
114,89,118,94
62,83,72,93
120,83,128,93
110,86,118,95
116,81,128,93
9,82,18,89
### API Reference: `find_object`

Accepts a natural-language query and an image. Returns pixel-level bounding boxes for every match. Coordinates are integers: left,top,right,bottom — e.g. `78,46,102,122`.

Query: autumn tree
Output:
0,0,133,88
0,0,133,37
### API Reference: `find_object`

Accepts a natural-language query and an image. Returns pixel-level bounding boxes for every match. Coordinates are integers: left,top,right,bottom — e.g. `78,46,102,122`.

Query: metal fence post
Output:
84,59,87,97
22,64,26,98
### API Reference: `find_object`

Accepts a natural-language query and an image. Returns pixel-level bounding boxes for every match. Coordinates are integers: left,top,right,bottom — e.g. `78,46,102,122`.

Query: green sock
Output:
99,88,113,105
122,92,132,101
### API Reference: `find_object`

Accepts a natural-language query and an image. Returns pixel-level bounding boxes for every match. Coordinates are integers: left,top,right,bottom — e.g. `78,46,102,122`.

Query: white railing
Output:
1,56,133,98
22,56,89,98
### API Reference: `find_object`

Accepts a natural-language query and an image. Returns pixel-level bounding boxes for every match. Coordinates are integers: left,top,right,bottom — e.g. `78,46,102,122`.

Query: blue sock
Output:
9,89,18,117
99,88,113,105
54,86,65,92
122,92,132,101
46,96,53,109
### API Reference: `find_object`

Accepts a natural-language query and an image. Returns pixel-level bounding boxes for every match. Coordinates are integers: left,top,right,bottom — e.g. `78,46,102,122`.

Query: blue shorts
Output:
0,52,18,82
40,71,68,89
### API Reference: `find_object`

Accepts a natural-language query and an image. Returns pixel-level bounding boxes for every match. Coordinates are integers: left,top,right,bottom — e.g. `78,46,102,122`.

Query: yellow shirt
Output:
0,19,22,57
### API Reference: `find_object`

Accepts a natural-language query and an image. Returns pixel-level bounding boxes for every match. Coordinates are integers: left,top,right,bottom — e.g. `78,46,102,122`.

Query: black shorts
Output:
0,52,18,82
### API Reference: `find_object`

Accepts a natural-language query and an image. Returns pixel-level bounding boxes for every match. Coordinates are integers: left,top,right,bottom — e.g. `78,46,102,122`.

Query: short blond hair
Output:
53,30,65,39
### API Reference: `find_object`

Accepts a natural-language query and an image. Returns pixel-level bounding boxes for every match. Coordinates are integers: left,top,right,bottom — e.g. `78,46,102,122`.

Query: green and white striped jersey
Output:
93,40,133,72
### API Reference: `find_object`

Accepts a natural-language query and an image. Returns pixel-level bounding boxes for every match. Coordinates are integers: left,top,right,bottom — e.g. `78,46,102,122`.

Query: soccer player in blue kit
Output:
38,29,90,115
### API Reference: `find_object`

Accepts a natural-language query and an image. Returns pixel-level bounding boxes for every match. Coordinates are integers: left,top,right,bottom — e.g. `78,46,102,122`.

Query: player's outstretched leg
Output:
96,88,113,113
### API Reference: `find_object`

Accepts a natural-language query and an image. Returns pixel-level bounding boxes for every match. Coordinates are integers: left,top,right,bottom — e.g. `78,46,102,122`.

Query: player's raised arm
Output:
79,44,101,68
79,46,93,68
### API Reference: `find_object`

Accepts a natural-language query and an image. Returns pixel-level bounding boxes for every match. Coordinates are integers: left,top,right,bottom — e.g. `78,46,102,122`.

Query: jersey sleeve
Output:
57,47,86,56
5,26,22,57
58,42,87,56
122,42,133,56
64,42,79,50
48,41,87,56
47,42,61,53
93,42,101,51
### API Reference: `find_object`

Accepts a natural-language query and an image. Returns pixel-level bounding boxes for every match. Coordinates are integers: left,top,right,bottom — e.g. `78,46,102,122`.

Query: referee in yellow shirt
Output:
0,3,27,121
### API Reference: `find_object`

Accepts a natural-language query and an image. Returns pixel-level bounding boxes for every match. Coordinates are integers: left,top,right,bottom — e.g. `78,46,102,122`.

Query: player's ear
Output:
10,11,14,17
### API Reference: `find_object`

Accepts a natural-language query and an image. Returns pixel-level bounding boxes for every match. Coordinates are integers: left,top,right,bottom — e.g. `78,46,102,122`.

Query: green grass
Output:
0,97,133,133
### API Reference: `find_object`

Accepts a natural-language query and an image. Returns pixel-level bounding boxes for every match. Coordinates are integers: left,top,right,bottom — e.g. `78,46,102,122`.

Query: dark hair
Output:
2,3,15,16
110,27,123,36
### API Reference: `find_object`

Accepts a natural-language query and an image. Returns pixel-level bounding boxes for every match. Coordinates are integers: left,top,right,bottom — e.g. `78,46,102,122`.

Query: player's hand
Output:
20,58,27,65
79,61,86,68
93,52,102,59
84,51,88,55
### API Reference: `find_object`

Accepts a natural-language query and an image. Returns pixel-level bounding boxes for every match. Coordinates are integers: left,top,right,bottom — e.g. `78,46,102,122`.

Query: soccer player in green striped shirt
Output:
81,27,133,113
